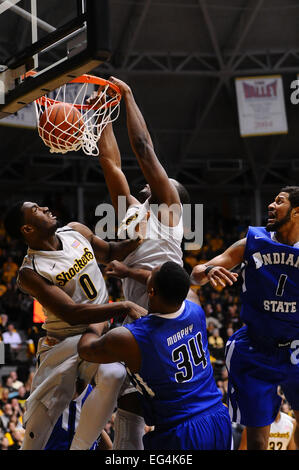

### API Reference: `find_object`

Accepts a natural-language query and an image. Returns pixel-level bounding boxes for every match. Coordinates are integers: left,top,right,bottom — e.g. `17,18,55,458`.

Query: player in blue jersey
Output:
45,379,112,450
191,186,299,450
77,261,232,450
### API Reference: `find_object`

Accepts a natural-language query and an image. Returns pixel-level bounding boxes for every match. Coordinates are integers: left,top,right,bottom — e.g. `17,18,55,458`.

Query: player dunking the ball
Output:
191,186,299,450
3,201,145,450
70,76,198,450
78,261,232,450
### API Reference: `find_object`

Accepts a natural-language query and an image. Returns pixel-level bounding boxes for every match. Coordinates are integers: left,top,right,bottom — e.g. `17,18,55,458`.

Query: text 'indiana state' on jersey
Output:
125,300,223,428
241,226,299,345
19,226,108,338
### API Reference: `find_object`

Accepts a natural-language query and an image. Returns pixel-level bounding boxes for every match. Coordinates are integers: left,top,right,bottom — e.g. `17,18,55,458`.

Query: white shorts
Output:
24,335,98,426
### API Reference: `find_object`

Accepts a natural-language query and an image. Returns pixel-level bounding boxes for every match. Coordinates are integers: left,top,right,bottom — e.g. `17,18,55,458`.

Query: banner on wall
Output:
235,75,288,137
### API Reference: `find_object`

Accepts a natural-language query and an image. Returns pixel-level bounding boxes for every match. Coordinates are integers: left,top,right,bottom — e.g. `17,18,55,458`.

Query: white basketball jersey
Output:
117,199,184,309
19,226,108,337
267,412,294,450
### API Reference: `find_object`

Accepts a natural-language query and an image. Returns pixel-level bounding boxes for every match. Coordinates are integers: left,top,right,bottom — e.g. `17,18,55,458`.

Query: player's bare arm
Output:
191,238,246,287
98,122,139,212
67,222,142,263
108,77,181,227
105,260,151,285
78,325,141,373
18,268,146,325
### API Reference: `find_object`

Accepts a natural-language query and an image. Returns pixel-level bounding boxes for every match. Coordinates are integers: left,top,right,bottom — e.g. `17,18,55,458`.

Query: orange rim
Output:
34,74,121,110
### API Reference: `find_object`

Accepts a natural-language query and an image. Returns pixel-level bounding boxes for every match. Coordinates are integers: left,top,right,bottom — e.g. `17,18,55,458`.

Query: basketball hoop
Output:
34,74,121,156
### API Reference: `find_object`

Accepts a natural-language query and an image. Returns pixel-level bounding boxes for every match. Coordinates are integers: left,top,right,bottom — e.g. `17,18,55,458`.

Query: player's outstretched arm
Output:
191,238,246,287
105,260,151,285
67,222,142,263
98,122,139,212
78,324,141,373
108,77,181,225
18,268,146,325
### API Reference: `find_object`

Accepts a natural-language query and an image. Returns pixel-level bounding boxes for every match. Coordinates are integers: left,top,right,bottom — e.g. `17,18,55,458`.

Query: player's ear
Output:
291,206,299,219
148,287,155,298
21,224,34,237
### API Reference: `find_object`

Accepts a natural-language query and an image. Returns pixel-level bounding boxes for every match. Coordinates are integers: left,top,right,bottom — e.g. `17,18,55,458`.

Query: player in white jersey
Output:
71,76,197,451
3,201,146,450
239,410,296,450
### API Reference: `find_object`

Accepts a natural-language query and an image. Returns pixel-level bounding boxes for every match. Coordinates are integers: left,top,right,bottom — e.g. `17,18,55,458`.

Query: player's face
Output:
266,192,292,231
22,202,58,234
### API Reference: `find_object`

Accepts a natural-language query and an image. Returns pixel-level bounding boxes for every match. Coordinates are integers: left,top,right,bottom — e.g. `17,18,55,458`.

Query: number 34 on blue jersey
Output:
172,332,207,383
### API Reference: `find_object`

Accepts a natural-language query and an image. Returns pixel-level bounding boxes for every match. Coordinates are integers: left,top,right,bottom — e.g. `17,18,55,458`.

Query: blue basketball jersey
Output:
44,384,97,450
241,226,299,345
125,300,223,428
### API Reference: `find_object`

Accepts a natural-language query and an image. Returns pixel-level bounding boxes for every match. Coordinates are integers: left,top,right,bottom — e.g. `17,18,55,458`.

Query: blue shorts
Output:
226,326,299,427
143,403,232,450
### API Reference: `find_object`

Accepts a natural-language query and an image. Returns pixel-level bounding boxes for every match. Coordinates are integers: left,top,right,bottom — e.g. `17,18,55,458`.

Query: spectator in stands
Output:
0,403,14,432
5,417,24,448
205,304,222,330
0,313,8,334
221,325,235,345
216,380,227,404
0,436,9,450
209,232,224,255
0,388,10,408
2,256,18,284
10,397,24,418
16,385,29,408
0,283,7,298
220,366,229,396
208,328,224,350
4,377,18,399
226,304,242,330
9,429,24,450
24,371,34,397
2,323,22,361
9,371,23,391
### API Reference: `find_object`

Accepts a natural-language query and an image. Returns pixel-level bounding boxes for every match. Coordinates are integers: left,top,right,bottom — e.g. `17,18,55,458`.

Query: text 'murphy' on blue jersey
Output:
125,300,223,427
241,226,299,343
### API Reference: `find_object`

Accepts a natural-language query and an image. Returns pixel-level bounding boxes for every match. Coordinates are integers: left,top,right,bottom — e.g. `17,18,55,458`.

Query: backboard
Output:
0,0,111,119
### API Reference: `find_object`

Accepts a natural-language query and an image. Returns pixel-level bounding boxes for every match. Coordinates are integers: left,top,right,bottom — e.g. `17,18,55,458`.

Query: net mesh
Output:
34,77,121,156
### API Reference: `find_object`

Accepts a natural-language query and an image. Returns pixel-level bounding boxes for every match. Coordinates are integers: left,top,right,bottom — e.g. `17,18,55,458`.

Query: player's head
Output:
138,178,190,204
266,186,299,232
4,201,58,244
147,261,190,312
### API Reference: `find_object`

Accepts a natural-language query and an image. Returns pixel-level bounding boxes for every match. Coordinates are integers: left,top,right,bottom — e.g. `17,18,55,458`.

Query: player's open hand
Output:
125,301,147,320
105,260,129,279
206,266,238,288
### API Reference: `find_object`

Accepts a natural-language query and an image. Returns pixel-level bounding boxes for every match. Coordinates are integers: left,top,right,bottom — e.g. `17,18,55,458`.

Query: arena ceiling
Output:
1,0,299,220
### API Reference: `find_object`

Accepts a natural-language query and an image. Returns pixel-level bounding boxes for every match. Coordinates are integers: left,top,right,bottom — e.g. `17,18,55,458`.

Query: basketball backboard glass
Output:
0,0,110,118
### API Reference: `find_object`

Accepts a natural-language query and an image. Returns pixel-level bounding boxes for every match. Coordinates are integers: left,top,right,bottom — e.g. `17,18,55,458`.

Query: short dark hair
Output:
170,179,190,204
154,261,190,306
4,201,25,240
280,186,299,209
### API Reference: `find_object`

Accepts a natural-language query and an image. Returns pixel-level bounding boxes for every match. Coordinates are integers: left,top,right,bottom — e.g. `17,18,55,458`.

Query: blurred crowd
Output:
0,206,295,450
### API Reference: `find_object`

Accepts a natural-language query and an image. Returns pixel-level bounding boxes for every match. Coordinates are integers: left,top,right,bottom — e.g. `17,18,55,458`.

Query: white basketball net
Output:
34,78,121,156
